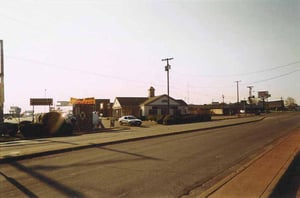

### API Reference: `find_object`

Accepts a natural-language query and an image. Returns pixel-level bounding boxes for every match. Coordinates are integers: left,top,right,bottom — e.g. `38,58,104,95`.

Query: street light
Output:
162,57,173,115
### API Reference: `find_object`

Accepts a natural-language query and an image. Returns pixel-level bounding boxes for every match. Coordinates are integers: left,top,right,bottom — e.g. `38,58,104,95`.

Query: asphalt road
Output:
1,112,300,198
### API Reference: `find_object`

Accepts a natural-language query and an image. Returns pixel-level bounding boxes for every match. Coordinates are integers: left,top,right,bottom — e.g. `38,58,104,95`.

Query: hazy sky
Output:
1,0,299,112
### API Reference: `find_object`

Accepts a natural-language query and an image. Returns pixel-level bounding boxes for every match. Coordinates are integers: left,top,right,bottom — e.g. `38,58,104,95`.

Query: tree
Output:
285,97,297,110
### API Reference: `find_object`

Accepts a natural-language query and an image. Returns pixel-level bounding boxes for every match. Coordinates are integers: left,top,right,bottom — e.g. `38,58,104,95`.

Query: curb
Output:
0,117,264,164
197,129,300,198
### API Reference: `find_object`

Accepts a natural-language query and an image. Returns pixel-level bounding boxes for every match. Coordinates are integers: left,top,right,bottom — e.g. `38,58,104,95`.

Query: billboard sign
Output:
57,101,72,106
30,98,53,106
70,97,95,105
258,91,271,99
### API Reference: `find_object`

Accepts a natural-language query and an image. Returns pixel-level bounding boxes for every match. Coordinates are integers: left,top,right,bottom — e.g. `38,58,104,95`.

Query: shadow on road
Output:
98,146,163,161
8,161,84,197
0,171,38,198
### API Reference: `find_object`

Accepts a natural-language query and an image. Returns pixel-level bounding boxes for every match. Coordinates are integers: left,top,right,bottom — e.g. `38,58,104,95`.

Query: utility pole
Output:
0,40,4,124
162,57,173,115
235,80,241,113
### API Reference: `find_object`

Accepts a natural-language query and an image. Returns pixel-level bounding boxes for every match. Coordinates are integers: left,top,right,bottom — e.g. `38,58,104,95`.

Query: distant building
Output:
112,87,188,118
113,97,148,118
95,99,112,117
9,106,21,117
265,100,284,111
140,94,188,117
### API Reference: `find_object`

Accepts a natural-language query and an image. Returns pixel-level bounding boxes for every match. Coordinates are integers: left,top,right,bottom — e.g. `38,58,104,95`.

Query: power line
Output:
172,60,300,79
6,55,300,97
248,69,300,84
6,55,167,88
237,60,300,76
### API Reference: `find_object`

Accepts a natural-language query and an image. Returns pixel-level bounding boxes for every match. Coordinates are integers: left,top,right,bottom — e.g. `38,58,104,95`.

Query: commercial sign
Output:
258,91,271,99
30,98,53,106
57,101,72,106
70,97,95,105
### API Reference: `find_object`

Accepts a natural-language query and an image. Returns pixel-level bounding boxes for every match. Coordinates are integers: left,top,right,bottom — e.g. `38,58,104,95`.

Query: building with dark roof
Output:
112,87,188,118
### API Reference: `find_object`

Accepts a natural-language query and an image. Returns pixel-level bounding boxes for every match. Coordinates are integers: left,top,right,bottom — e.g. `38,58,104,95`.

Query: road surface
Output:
1,112,299,198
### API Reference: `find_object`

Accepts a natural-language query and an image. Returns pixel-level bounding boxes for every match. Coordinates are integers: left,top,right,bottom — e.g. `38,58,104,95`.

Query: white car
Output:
118,115,142,126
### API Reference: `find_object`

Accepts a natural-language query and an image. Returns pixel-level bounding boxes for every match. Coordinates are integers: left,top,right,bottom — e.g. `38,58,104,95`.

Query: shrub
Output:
1,123,19,137
162,114,211,125
20,123,46,138
156,115,166,124
54,122,73,136
163,115,179,125
42,112,65,135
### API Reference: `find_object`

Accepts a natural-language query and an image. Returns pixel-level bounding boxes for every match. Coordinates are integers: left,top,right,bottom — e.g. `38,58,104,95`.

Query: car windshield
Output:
127,116,136,119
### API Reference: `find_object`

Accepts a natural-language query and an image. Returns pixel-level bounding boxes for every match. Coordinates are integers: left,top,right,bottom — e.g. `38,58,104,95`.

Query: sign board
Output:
258,91,271,99
70,97,95,105
30,98,53,106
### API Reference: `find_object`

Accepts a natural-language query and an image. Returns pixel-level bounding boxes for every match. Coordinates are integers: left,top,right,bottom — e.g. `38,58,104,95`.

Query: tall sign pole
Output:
235,80,241,113
0,40,4,124
235,80,241,104
162,57,173,115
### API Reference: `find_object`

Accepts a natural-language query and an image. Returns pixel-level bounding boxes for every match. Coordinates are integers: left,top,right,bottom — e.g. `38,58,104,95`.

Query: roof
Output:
140,94,166,106
141,94,187,106
176,99,188,106
116,97,148,106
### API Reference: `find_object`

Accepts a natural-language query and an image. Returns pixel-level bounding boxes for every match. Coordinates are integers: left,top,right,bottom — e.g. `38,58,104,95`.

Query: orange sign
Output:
70,97,95,105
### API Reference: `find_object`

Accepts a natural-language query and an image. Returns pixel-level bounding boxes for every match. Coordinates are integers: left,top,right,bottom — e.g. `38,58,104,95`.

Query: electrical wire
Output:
248,69,300,84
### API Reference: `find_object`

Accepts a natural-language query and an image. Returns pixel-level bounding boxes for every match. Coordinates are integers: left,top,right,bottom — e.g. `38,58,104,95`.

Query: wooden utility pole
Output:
162,57,173,115
0,40,4,124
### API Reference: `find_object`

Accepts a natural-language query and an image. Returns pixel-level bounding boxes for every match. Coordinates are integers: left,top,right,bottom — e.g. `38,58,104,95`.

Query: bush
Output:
54,122,73,136
162,115,177,125
1,123,19,137
162,114,211,125
20,123,46,138
156,115,166,124
42,112,65,135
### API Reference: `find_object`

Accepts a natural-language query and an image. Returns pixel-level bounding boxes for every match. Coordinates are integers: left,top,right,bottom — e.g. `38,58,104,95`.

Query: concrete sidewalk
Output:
198,128,300,198
0,116,263,162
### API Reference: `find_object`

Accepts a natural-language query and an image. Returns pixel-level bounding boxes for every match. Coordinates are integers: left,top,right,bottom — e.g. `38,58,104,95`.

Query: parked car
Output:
118,115,142,126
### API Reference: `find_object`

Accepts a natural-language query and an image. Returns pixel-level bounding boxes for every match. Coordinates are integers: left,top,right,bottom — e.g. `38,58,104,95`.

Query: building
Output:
264,100,285,111
9,106,21,117
95,99,112,117
113,97,148,118
140,95,188,117
112,87,188,118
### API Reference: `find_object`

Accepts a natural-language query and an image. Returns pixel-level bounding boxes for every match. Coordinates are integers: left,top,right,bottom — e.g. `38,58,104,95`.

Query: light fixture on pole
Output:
162,57,173,115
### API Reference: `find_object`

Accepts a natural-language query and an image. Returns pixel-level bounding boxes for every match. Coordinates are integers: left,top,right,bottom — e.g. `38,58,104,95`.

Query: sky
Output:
0,0,299,113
